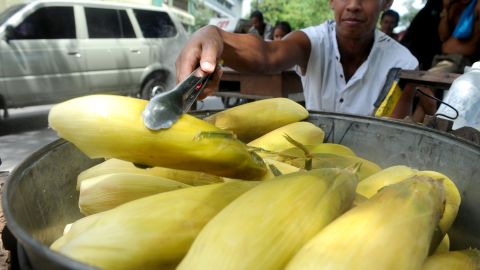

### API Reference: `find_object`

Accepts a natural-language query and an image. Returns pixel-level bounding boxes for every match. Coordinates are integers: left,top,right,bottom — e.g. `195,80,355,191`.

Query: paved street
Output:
0,105,58,173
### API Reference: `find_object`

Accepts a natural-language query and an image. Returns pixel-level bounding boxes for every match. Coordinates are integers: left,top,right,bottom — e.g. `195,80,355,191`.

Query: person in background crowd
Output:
379,9,400,40
408,0,480,120
401,0,444,70
248,10,273,40
432,0,480,74
273,21,292,40
176,0,435,122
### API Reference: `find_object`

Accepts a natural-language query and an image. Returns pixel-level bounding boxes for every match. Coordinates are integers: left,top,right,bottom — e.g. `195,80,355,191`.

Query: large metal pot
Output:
3,111,480,269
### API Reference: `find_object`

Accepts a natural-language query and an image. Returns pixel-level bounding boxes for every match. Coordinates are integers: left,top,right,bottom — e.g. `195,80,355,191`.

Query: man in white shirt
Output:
248,10,273,41
176,0,433,120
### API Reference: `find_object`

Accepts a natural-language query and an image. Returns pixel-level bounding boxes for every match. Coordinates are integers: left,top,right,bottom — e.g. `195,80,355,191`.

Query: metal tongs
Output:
142,67,213,130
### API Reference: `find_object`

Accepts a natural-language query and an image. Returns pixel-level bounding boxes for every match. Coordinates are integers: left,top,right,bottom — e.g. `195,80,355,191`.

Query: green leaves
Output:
252,0,333,30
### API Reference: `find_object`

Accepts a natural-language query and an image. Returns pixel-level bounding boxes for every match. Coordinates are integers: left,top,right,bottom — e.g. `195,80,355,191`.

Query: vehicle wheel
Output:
140,74,168,100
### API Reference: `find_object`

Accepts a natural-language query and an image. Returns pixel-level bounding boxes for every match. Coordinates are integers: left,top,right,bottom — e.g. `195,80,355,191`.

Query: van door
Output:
0,5,87,108
81,7,149,95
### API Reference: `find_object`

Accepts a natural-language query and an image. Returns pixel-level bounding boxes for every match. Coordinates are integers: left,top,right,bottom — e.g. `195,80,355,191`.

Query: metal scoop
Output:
142,67,213,130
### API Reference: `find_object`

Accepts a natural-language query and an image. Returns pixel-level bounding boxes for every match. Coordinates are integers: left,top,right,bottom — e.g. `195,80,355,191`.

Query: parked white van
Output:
0,0,188,117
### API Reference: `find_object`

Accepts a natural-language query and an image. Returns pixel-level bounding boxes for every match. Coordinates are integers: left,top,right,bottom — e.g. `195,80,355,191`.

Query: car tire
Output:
140,73,168,100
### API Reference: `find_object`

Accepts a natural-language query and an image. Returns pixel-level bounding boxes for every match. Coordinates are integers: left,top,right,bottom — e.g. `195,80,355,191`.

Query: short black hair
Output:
250,10,264,22
274,21,292,34
381,9,400,24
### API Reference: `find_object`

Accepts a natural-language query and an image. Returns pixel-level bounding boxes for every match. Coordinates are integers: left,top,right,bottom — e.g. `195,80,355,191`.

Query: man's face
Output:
380,15,398,35
274,28,288,40
330,0,391,40
251,17,261,30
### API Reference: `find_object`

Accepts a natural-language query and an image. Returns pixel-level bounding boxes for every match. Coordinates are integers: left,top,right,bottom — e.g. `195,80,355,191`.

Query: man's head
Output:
250,10,265,31
329,0,393,40
380,9,400,36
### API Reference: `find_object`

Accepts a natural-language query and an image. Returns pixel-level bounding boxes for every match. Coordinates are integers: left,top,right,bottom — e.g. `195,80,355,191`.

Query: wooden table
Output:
217,68,304,105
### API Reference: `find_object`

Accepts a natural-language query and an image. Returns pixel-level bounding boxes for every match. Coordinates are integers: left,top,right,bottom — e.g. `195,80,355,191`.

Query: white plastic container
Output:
437,61,480,130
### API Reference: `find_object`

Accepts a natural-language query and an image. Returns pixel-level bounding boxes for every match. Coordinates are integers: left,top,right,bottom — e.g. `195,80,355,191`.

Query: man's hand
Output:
175,26,225,99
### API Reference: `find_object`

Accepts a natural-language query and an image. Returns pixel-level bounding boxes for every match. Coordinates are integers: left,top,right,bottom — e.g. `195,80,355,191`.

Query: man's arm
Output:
175,25,311,97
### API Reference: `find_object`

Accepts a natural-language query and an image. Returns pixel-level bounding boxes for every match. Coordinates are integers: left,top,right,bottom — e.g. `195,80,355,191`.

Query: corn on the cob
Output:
177,168,358,270
247,121,325,152
204,97,308,142
51,181,259,270
416,171,461,235
76,158,223,190
48,95,266,180
308,143,357,156
422,249,480,270
51,213,103,250
78,173,190,215
356,165,417,197
286,176,445,270
356,166,460,237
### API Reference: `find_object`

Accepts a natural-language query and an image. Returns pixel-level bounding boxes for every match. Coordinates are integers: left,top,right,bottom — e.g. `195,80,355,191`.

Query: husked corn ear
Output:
77,158,223,190
177,168,358,270
247,122,325,153
279,152,381,180
204,98,308,142
286,176,445,270
434,234,450,254
356,166,460,237
51,181,259,270
48,95,266,180
423,249,480,270
78,173,190,215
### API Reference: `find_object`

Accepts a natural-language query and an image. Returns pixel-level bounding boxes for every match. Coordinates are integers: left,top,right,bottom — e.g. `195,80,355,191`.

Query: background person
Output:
433,0,480,74
273,21,292,40
248,10,273,40
401,0,444,70
379,9,400,40
176,0,434,122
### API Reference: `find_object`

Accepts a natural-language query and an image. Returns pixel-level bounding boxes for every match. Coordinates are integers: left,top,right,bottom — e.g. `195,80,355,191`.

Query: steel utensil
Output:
142,67,212,130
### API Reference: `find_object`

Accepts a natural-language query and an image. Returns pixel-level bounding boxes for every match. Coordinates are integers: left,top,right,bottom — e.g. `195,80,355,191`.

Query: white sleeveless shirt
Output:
297,20,418,116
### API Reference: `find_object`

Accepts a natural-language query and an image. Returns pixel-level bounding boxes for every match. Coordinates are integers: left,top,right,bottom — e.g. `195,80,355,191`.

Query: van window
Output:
133,9,177,38
12,6,75,39
85,8,135,38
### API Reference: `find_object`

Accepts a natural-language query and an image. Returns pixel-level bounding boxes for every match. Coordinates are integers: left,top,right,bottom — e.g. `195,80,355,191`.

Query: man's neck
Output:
337,33,375,81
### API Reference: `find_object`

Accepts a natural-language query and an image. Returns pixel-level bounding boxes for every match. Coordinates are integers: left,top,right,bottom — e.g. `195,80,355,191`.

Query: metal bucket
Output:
3,111,480,269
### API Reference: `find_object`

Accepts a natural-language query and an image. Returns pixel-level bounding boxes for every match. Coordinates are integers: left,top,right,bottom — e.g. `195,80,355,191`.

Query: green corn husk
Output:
177,167,358,270
51,181,259,270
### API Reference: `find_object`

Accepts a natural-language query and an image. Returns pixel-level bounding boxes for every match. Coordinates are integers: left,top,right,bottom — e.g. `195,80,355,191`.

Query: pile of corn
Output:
48,95,479,270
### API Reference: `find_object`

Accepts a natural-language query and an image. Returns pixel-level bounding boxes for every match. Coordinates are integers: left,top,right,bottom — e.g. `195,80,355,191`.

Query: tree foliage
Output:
251,0,333,30
191,0,216,32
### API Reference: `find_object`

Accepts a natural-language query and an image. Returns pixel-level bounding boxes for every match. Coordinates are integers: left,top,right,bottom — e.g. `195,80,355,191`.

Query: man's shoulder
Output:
375,30,418,68
301,21,334,43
